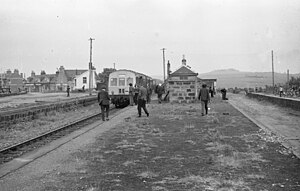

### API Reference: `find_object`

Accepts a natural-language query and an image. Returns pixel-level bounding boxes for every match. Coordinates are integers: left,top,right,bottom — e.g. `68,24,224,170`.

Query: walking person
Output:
198,84,210,116
209,86,214,98
146,85,152,104
279,86,283,97
156,83,164,103
98,87,110,121
129,83,134,106
66,85,70,97
134,84,139,105
137,84,149,117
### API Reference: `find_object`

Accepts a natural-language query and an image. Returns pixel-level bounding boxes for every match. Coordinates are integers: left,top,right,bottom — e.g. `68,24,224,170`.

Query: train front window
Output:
110,78,117,86
119,75,125,86
127,77,133,86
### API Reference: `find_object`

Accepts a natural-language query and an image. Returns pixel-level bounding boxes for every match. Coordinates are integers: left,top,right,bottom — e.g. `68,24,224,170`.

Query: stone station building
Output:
166,56,217,103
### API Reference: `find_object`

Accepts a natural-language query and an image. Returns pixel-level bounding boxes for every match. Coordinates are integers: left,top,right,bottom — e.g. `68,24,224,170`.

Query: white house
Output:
73,70,97,90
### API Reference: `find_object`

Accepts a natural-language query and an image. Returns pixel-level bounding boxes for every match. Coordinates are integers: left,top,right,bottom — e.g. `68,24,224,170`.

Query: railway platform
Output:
0,92,95,110
0,95,299,190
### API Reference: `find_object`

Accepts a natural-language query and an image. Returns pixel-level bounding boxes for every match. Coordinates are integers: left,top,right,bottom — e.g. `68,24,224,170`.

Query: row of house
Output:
1,57,216,100
0,66,116,93
26,66,98,92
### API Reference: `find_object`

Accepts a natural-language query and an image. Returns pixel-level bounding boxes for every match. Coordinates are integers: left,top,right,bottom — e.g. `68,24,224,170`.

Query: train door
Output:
118,74,126,94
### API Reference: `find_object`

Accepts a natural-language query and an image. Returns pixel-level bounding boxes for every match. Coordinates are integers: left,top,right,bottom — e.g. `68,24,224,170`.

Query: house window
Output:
119,75,125,86
75,79,77,86
83,77,87,84
110,78,117,86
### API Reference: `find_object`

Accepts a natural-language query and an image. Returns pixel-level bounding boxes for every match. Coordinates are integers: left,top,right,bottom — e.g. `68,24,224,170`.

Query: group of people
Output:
97,83,152,121
97,82,215,121
278,85,300,97
129,83,152,106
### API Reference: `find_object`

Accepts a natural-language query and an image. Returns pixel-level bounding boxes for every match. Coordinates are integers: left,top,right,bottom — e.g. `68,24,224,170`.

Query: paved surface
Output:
227,93,300,158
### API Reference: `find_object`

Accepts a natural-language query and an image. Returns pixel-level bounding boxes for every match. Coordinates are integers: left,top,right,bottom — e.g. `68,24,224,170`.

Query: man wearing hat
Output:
98,86,110,121
137,84,149,117
198,84,210,116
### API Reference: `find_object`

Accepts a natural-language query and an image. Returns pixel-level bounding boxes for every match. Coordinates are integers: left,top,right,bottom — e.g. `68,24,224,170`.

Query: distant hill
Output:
199,69,300,88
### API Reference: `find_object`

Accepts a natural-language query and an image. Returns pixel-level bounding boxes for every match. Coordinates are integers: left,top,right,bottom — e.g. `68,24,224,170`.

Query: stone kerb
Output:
246,93,300,111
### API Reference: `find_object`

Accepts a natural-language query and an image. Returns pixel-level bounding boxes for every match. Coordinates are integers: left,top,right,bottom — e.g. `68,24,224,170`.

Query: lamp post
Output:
271,50,274,94
161,48,166,82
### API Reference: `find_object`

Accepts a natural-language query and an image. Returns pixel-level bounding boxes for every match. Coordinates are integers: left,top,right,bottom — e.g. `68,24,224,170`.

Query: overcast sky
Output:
1,0,300,78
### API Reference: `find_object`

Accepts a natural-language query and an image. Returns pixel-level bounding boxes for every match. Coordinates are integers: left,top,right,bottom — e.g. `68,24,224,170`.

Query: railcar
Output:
108,69,153,108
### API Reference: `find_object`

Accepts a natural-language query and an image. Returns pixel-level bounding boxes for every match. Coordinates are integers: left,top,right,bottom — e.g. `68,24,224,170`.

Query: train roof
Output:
110,69,153,79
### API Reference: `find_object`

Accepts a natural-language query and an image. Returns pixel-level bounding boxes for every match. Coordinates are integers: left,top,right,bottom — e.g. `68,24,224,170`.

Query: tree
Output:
288,76,300,87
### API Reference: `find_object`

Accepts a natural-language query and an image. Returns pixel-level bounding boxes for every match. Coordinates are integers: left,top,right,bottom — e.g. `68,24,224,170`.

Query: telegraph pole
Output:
89,38,95,96
271,50,274,94
287,69,289,89
161,48,166,82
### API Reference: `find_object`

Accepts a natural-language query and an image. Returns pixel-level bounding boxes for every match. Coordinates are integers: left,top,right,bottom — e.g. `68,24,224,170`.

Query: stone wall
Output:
168,80,197,103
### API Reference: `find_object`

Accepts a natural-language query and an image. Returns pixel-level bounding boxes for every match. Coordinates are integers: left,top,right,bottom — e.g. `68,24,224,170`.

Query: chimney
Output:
59,66,65,72
167,60,171,79
14,69,19,75
182,55,186,66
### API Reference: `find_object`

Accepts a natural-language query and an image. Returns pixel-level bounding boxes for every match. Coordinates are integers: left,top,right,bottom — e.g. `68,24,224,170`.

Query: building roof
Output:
170,65,198,77
65,69,88,81
27,74,57,83
114,69,153,79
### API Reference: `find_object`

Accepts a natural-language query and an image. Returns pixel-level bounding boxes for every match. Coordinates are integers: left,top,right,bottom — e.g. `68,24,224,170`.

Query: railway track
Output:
0,107,118,165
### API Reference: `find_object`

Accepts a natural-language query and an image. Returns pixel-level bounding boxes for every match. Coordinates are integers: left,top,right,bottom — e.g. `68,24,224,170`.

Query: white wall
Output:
108,70,136,95
73,70,96,90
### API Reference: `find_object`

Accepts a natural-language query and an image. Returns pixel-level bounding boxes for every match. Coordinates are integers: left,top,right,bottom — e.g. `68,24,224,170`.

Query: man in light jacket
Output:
198,84,210,116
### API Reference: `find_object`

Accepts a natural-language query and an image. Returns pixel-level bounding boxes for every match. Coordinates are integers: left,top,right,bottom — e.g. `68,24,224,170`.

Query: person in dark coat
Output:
156,83,164,103
98,87,110,121
209,87,214,98
198,84,210,116
146,85,152,103
66,85,70,97
137,84,149,117
134,84,139,105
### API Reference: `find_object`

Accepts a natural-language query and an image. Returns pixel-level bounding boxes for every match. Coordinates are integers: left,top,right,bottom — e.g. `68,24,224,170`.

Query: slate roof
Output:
65,70,88,81
27,74,57,83
170,65,198,76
